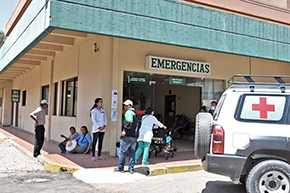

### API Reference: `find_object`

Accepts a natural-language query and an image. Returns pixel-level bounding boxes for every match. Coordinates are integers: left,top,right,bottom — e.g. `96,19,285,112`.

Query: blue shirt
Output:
75,133,92,149
69,132,79,140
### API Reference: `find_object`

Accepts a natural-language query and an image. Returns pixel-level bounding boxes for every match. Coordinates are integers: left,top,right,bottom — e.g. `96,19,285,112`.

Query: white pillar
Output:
109,37,120,156
47,52,55,141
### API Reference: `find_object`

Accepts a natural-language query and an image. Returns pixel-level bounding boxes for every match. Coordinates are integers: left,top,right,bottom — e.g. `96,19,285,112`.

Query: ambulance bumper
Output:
203,153,247,183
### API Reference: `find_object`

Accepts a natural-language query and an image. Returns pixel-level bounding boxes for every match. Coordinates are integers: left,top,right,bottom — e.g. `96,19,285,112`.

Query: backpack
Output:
126,109,141,137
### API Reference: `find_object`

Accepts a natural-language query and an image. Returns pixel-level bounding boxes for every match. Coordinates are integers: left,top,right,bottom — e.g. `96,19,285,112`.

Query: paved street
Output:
0,139,98,193
0,138,246,193
86,170,246,193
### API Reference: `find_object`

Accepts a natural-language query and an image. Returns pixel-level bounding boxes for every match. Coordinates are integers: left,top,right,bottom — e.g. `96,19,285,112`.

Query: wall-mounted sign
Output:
11,90,20,103
128,76,146,84
170,77,186,85
111,90,118,108
146,55,211,75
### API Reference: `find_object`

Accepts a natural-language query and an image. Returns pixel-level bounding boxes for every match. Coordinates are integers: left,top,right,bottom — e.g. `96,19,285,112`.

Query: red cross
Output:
252,97,275,119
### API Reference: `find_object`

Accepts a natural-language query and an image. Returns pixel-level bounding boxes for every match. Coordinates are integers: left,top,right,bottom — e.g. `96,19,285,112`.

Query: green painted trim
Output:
54,0,290,44
0,0,51,74
0,28,54,75
49,0,290,62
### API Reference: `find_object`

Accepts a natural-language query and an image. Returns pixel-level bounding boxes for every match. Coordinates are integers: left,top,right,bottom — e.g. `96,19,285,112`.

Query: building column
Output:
109,37,120,156
1,80,12,126
47,52,55,141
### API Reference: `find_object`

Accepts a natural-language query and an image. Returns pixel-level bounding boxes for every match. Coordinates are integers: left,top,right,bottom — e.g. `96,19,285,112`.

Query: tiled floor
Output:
0,126,200,169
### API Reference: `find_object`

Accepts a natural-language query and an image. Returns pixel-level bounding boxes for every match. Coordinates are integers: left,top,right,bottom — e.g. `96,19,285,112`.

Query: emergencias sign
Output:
146,56,211,75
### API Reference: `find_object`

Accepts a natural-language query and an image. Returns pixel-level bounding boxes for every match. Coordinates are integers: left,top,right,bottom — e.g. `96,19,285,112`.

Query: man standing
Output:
30,99,49,157
208,101,217,115
114,100,138,174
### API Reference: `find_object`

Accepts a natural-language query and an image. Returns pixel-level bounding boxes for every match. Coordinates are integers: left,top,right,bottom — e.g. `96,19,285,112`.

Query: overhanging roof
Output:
2,0,290,80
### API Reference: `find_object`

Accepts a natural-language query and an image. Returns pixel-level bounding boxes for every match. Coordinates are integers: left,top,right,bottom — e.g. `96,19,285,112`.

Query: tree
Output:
0,31,5,47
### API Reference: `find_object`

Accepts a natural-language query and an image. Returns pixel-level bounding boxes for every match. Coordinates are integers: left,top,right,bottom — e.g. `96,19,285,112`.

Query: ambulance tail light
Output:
212,124,224,154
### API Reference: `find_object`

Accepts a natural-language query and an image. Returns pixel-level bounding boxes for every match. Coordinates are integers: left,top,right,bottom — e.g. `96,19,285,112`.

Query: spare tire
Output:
194,113,213,160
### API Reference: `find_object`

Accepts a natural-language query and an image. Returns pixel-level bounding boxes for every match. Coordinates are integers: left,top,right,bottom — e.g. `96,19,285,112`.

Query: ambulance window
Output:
240,95,286,121
213,94,226,121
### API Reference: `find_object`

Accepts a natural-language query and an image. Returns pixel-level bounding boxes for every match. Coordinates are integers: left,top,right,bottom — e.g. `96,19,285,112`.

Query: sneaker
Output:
97,157,105,160
114,167,124,173
91,157,96,162
129,169,135,174
142,162,150,165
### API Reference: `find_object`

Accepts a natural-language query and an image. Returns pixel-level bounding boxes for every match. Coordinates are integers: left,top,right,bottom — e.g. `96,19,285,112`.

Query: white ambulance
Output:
194,75,290,193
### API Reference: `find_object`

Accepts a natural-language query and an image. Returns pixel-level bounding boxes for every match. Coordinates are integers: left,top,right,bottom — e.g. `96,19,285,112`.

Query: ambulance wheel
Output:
194,113,213,160
246,160,290,193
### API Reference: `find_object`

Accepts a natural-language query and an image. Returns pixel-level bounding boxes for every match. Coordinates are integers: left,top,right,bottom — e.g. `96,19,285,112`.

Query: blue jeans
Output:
118,136,137,170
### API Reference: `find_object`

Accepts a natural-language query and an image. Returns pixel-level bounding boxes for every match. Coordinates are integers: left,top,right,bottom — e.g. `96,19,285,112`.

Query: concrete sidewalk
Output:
0,126,202,176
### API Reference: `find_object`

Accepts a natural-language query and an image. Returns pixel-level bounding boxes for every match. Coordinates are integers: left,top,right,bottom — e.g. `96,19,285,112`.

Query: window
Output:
213,94,226,121
61,77,78,116
53,82,58,115
41,85,49,114
22,90,26,106
237,94,287,123
42,85,49,100
61,81,64,116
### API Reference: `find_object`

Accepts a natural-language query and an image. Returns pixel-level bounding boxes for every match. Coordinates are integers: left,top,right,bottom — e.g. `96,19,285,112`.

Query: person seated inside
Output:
66,126,92,154
59,126,79,153
171,114,189,139
199,106,207,113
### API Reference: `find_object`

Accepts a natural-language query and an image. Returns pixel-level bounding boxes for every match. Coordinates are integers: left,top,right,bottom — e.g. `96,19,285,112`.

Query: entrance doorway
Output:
164,95,176,127
123,71,224,151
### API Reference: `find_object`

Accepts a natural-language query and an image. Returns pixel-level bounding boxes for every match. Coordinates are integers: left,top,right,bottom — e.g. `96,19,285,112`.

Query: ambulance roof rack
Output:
227,75,290,93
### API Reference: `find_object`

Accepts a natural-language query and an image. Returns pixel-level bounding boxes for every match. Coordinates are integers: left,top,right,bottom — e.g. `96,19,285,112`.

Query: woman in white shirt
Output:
135,107,166,165
90,98,107,161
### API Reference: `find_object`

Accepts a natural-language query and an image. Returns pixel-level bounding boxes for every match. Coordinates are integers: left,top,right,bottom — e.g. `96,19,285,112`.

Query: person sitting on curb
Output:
59,126,79,153
66,126,92,154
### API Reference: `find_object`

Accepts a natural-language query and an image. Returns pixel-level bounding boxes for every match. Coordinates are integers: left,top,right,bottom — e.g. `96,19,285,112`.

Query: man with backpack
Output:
114,99,139,174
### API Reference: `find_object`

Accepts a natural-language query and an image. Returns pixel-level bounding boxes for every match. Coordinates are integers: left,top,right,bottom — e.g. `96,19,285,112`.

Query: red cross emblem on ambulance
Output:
240,95,285,121
252,97,275,119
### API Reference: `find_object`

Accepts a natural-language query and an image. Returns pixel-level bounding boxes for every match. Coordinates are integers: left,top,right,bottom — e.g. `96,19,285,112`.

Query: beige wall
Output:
9,34,290,156
118,39,250,81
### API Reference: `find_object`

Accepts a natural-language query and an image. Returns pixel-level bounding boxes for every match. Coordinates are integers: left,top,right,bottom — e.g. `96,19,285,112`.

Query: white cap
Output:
41,99,49,105
123,99,133,106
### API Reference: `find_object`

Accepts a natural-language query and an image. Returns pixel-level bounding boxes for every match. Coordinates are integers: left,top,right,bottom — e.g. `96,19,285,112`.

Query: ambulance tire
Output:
246,160,290,193
194,113,213,160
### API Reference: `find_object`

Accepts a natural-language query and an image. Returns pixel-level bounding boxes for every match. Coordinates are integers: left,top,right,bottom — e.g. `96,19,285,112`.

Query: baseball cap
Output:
41,99,49,105
123,100,133,106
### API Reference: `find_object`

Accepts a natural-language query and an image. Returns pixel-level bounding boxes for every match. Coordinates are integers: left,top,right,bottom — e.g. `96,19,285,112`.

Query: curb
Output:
148,163,202,176
134,162,203,176
0,132,202,176
0,132,82,173
37,155,82,173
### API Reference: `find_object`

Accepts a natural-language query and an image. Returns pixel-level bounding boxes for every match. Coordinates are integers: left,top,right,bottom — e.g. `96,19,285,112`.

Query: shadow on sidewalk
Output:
0,127,199,169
